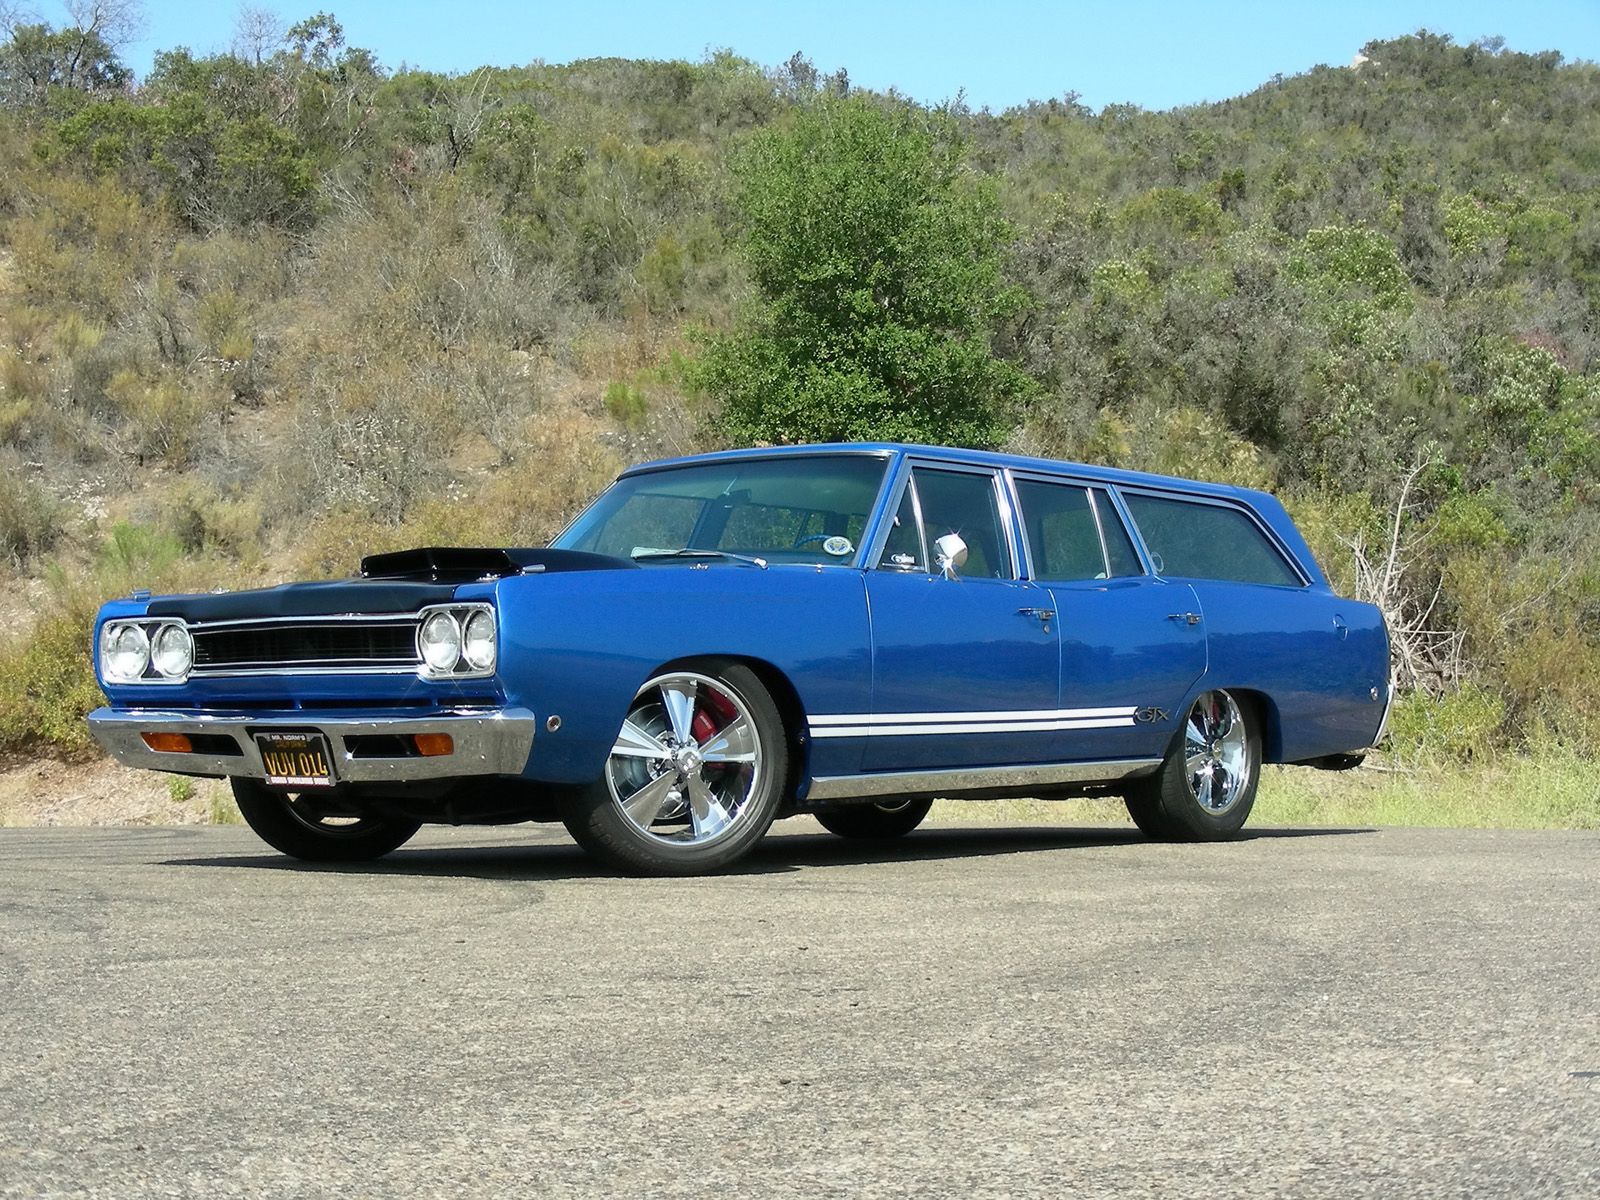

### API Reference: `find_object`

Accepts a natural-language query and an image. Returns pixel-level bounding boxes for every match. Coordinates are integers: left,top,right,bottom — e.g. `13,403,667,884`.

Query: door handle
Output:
1017,607,1056,632
1167,612,1202,626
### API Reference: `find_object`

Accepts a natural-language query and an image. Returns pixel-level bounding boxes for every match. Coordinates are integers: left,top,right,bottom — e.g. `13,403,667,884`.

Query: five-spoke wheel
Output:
1124,689,1260,841
560,663,787,875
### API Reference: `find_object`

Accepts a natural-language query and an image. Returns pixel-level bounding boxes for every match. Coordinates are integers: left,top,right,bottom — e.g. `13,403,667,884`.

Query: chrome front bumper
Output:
88,707,537,783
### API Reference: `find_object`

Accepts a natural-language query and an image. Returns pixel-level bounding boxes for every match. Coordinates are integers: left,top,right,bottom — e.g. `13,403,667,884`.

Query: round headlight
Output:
462,610,496,671
151,623,194,679
419,611,461,673
102,623,150,682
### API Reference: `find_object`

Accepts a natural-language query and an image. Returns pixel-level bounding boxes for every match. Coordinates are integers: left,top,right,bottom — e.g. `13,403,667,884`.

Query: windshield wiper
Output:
630,548,769,570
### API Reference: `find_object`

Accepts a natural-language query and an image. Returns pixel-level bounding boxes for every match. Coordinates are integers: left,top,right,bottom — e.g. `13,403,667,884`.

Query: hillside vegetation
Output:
1,11,1598,783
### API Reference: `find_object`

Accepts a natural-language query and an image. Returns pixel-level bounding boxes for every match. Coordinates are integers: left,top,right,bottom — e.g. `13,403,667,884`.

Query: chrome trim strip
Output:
1369,672,1396,749
186,665,420,678
87,707,537,783
805,757,1163,801
184,613,424,630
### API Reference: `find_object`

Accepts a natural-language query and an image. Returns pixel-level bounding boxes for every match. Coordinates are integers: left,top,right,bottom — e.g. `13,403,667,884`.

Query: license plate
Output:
255,731,336,788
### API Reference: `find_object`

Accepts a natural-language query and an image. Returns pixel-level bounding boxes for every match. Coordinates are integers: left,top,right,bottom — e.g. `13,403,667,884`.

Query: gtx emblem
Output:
1134,707,1170,724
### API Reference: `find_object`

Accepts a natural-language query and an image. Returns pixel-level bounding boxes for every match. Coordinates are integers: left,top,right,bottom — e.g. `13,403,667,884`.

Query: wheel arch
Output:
1222,686,1281,761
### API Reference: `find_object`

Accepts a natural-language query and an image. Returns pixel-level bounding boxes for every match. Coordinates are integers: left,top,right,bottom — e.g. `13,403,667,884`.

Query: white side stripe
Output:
808,706,1135,726
806,706,1140,739
811,717,1136,738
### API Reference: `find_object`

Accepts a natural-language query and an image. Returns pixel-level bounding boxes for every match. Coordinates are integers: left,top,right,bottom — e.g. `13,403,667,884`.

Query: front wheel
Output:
1124,689,1260,842
559,663,788,876
231,778,422,861
814,797,933,840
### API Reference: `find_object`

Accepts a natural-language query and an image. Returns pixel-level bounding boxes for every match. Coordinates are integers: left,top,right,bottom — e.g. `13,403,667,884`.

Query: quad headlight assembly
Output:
99,620,192,685
415,603,497,679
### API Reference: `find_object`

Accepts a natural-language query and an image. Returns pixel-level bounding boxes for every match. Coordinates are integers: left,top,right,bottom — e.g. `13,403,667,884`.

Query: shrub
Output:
1386,683,1505,764
0,456,62,563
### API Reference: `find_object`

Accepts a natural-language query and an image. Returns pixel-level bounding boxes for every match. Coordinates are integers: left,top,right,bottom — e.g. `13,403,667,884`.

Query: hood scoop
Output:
360,546,637,582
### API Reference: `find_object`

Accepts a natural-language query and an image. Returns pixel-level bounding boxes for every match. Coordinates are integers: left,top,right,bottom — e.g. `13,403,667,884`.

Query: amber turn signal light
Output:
414,733,454,757
142,732,193,754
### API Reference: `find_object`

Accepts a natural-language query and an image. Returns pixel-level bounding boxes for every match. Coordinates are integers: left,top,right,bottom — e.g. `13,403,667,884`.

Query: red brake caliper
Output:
692,686,738,746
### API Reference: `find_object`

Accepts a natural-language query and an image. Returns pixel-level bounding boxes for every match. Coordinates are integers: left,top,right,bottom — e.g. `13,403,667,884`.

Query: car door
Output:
854,464,1061,771
1010,474,1208,762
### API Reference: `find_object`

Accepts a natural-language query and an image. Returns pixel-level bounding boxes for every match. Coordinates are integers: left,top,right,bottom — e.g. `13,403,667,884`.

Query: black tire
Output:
231,778,422,862
1124,689,1261,842
559,662,788,876
814,797,933,840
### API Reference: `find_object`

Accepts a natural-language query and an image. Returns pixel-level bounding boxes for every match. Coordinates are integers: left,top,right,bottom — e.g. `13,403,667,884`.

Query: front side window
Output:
556,455,888,564
1121,493,1303,587
880,468,1013,579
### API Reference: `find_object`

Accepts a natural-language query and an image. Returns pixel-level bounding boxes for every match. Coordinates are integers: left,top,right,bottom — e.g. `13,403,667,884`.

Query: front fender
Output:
495,566,871,785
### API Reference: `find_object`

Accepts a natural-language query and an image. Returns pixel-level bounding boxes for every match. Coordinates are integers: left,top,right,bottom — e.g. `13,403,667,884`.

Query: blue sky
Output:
86,1,1600,112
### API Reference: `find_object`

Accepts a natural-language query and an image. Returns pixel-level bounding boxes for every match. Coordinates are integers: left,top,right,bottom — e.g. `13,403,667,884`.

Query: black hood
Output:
146,579,458,622
359,546,636,582
144,547,636,623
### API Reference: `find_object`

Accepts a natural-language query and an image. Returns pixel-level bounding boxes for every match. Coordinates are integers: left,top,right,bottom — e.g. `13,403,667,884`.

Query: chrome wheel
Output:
604,670,765,849
1123,687,1260,842
1183,690,1252,815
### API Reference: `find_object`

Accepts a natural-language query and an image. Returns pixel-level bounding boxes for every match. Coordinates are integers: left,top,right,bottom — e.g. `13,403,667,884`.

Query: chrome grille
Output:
190,618,421,674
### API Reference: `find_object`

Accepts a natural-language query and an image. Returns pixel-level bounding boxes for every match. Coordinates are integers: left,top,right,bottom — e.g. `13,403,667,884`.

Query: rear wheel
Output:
231,778,421,861
815,797,933,840
559,663,787,876
1124,689,1260,842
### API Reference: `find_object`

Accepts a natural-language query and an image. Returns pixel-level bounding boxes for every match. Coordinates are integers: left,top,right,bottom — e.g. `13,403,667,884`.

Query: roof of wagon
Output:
621,442,1268,503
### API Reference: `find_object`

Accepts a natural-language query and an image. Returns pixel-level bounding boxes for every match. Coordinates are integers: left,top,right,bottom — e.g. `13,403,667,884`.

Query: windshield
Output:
554,455,889,565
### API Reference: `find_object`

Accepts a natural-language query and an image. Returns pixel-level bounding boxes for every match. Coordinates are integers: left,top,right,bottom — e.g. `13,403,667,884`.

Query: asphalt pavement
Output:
1,819,1596,1198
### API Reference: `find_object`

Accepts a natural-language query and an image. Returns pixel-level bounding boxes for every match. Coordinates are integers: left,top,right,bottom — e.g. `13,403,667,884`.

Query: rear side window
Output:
1122,494,1303,587
1014,480,1144,581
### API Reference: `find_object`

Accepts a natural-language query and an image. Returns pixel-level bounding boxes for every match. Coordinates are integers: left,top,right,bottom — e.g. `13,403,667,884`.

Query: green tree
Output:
0,21,128,108
693,97,1032,447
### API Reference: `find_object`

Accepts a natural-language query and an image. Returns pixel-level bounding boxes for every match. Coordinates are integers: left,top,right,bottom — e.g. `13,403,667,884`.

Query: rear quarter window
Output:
1122,493,1303,587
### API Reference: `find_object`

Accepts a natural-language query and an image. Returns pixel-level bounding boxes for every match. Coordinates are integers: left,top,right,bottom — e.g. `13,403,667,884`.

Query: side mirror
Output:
934,533,968,580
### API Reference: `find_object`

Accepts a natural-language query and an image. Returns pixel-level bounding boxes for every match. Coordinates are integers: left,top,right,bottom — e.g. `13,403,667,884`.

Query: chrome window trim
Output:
871,471,931,572
1000,468,1034,579
1085,489,1117,577
866,456,917,571
1113,486,1311,588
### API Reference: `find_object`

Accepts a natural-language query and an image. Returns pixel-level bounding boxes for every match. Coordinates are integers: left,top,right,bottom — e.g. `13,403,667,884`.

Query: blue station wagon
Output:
88,444,1392,875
